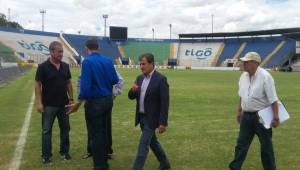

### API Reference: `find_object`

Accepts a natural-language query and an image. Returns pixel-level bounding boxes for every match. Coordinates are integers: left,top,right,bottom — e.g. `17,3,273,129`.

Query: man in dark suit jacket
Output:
128,53,170,170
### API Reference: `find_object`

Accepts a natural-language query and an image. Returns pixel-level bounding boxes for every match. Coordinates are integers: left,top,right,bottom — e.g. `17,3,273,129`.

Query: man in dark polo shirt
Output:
35,41,73,164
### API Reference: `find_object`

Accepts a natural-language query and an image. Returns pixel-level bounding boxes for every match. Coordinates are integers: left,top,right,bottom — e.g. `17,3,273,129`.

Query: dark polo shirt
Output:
35,59,71,107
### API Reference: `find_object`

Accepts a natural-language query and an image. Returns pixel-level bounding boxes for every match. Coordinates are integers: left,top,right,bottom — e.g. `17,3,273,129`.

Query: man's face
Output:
51,45,63,61
140,57,154,75
243,60,257,73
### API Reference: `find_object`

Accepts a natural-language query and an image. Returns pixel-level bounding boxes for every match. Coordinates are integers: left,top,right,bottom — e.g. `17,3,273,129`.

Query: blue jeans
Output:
132,114,169,170
85,96,113,170
42,106,70,158
229,112,276,170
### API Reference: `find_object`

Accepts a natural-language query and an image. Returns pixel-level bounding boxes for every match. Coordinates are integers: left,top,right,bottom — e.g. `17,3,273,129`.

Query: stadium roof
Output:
179,27,300,39
283,32,300,40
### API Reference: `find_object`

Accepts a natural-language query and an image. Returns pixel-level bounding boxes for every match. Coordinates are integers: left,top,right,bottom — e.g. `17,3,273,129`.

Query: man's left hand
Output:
158,125,166,134
271,118,279,128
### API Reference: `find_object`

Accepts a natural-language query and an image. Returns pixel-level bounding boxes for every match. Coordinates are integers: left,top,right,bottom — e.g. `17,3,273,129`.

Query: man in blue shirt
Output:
67,39,119,170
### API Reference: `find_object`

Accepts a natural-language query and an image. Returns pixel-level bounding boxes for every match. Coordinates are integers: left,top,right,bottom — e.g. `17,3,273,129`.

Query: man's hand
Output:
37,103,44,113
131,82,139,92
66,102,81,115
271,117,280,128
158,125,166,134
236,111,242,124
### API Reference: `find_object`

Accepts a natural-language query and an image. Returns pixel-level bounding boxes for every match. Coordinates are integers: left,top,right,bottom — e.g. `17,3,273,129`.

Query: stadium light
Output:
152,28,154,40
7,8,10,22
40,9,46,32
211,14,214,34
102,14,108,37
169,24,172,40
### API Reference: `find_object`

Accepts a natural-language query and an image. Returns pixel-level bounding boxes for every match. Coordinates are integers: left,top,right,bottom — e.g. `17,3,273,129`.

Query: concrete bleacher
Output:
121,41,170,65
62,34,122,62
216,40,243,66
264,38,296,68
239,37,282,63
0,27,75,64
214,37,292,68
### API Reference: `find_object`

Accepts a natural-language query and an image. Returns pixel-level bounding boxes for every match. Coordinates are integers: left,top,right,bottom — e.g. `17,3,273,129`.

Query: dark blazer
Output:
128,70,169,129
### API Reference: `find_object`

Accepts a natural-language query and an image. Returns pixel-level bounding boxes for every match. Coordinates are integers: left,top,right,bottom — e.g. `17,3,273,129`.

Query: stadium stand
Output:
262,38,296,68
0,27,76,64
216,40,244,66
0,42,17,62
62,34,122,62
120,40,170,65
0,26,299,70
239,37,282,64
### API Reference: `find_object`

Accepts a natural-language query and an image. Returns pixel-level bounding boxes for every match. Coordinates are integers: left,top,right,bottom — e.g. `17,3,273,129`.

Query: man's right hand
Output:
66,102,81,114
131,82,139,92
37,103,44,113
236,111,242,124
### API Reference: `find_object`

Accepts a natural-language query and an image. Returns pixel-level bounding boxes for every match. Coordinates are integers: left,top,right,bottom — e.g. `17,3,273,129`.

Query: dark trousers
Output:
85,96,113,170
41,106,70,158
229,112,276,170
132,114,169,170
85,107,113,155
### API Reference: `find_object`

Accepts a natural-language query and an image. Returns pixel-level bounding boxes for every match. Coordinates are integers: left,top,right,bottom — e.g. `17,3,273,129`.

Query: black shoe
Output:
158,163,171,170
61,153,72,160
42,157,52,164
82,153,92,159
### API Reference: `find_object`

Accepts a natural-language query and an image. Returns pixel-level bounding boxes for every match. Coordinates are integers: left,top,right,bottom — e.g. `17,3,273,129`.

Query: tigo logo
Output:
185,48,212,59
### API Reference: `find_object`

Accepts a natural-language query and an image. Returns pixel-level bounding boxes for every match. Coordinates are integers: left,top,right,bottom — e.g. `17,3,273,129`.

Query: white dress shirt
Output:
139,69,155,113
239,67,278,112
113,70,124,96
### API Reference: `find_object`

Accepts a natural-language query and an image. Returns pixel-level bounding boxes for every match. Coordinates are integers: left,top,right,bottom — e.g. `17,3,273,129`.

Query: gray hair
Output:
49,41,62,52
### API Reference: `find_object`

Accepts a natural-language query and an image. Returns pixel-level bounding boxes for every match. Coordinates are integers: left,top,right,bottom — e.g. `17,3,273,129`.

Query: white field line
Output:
9,91,35,170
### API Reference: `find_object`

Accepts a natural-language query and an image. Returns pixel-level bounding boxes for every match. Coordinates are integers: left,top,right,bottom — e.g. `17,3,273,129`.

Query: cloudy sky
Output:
0,0,299,39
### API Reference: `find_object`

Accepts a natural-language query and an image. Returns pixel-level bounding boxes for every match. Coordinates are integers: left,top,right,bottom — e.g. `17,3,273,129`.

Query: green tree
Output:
0,13,23,29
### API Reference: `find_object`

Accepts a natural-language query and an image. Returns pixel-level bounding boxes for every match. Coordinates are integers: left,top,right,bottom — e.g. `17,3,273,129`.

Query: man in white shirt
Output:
229,52,279,170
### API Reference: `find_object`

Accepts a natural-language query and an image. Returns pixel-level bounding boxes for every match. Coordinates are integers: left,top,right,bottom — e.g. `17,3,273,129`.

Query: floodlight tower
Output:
102,14,108,37
152,28,154,40
40,9,46,32
169,24,172,40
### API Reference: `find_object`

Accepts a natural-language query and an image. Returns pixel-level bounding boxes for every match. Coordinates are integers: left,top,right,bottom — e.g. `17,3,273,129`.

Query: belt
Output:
243,111,258,114
86,96,112,102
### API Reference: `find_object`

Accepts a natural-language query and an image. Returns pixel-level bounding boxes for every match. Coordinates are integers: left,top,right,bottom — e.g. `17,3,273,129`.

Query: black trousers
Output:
229,112,276,170
85,97,113,170
86,106,113,155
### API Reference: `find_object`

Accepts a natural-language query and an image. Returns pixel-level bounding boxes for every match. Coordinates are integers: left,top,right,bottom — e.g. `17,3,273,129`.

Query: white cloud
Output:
0,0,299,38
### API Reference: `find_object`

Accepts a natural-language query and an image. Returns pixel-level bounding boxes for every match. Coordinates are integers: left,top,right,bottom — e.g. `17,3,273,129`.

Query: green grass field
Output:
0,68,299,170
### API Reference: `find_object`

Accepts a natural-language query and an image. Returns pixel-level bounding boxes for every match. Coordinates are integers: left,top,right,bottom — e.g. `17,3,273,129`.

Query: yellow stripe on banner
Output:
118,46,126,57
232,42,247,60
260,41,286,67
169,43,174,58
211,43,225,66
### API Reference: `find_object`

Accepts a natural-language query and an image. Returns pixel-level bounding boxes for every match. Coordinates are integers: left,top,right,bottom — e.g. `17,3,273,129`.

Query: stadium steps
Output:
59,33,78,64
118,46,126,57
292,59,300,71
211,42,225,66
260,41,286,67
232,42,247,60
266,38,296,68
